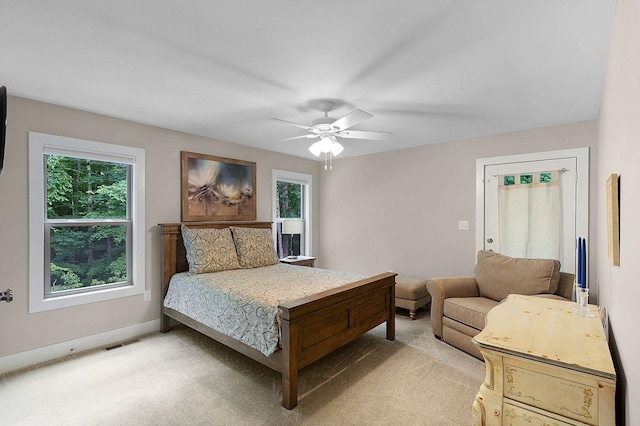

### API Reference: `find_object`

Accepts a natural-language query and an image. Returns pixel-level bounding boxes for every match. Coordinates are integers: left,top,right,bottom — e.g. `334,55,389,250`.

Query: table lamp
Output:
282,219,304,259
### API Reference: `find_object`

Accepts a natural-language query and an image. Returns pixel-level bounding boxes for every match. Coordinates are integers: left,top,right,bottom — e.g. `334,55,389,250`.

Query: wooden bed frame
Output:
159,221,396,409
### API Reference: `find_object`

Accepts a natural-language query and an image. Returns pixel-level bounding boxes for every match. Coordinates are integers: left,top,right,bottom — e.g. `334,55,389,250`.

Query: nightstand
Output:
279,256,316,267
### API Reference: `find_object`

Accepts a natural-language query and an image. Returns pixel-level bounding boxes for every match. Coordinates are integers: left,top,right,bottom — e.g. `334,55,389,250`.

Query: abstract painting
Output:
181,151,256,221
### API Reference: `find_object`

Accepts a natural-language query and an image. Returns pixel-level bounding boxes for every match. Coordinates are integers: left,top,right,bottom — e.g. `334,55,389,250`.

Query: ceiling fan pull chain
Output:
323,152,334,171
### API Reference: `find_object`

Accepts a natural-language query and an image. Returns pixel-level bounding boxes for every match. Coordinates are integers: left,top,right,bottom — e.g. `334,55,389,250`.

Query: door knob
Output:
486,238,493,243
0,288,13,303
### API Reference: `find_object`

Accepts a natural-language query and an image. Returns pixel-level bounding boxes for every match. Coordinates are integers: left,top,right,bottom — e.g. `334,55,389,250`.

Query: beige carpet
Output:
0,309,484,425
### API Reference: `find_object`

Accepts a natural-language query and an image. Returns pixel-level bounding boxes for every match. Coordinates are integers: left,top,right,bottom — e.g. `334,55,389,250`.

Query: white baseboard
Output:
0,319,161,374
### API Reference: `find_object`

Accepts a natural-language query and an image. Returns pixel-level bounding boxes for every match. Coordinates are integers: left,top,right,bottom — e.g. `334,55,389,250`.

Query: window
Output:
272,170,312,258
503,172,553,186
29,132,145,312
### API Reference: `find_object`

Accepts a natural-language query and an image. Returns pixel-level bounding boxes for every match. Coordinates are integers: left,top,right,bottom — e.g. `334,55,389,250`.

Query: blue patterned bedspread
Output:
163,263,364,356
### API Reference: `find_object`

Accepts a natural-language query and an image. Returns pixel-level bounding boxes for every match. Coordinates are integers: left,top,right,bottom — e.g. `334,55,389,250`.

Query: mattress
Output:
163,263,364,356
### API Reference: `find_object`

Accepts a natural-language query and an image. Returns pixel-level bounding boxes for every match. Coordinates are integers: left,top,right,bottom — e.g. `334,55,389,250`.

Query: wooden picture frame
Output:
181,151,256,221
606,173,620,266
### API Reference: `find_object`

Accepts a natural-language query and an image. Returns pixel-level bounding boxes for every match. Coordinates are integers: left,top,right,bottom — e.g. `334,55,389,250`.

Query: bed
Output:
159,221,396,409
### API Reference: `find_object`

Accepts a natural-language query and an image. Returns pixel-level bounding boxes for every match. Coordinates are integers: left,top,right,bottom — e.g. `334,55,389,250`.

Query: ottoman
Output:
395,275,431,320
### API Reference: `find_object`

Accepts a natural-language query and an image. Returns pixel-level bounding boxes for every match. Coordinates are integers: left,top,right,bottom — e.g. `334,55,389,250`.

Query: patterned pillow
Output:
181,225,240,274
230,226,279,268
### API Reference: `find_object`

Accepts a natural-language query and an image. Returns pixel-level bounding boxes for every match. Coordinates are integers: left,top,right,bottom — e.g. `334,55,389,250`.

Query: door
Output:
477,148,589,276
484,158,576,272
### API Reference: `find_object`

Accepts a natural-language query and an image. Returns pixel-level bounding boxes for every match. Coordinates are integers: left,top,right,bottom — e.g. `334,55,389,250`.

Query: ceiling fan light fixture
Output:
308,141,323,157
318,136,333,153
271,101,391,169
330,141,344,156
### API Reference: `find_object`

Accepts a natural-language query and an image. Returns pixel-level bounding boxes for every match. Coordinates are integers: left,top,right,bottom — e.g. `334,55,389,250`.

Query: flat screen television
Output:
0,86,5,175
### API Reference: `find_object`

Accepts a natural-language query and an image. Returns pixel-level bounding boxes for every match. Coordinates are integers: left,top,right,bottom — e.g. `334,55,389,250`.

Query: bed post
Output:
387,280,395,341
280,314,299,409
160,224,179,333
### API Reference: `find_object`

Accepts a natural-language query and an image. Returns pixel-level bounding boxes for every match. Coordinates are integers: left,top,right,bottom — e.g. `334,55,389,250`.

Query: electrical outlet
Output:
144,290,151,301
458,221,469,231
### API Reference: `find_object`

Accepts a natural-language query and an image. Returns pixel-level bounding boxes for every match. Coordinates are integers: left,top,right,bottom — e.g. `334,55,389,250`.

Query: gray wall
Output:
318,120,598,281
597,0,640,423
0,96,320,356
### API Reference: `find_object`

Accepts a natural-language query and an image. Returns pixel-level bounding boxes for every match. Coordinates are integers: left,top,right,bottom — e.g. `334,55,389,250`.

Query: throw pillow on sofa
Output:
474,250,561,301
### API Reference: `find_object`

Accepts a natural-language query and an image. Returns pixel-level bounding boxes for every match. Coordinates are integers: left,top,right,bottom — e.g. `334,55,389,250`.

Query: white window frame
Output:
272,170,312,257
29,132,146,313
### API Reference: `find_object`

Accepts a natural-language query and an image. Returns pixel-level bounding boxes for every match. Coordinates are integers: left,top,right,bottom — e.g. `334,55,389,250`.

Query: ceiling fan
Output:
270,101,392,167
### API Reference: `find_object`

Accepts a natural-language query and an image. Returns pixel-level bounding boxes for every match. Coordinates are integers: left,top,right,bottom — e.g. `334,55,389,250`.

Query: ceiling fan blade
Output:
281,134,318,141
268,118,313,131
337,130,393,140
332,109,373,131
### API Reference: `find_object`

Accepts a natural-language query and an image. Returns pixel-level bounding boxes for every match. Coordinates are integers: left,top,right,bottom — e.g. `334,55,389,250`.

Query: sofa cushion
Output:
442,316,483,337
443,297,499,331
441,324,483,360
474,250,560,302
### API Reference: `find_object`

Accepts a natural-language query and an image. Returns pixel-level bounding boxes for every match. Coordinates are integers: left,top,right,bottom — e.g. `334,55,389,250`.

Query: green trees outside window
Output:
276,181,302,218
503,172,552,186
276,181,303,257
46,155,130,293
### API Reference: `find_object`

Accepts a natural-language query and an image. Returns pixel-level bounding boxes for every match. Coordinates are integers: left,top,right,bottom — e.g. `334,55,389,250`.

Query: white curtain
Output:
498,171,561,260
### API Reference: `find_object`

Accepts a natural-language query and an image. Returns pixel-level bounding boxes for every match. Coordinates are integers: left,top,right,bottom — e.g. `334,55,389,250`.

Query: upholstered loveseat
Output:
427,250,574,359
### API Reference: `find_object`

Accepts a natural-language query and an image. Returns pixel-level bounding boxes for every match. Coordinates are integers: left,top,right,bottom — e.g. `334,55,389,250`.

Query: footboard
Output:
279,272,396,409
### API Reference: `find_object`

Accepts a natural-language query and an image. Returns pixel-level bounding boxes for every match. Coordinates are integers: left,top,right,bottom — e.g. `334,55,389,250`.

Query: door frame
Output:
475,147,590,269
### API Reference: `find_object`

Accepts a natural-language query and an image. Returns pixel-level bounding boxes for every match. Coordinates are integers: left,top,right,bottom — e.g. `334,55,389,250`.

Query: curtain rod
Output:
492,168,568,178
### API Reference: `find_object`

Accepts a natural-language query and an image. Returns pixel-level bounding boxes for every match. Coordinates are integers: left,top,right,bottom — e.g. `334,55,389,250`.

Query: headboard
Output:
159,221,273,298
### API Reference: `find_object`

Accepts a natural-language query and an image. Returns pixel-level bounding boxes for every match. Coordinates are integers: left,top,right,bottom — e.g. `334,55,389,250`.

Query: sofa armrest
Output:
427,277,480,338
555,271,575,300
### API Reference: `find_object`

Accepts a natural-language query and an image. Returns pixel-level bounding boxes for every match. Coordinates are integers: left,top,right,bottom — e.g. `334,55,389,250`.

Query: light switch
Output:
458,221,469,231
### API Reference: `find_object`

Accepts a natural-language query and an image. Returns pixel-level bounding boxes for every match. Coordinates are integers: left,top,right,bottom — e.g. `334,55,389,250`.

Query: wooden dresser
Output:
472,294,616,425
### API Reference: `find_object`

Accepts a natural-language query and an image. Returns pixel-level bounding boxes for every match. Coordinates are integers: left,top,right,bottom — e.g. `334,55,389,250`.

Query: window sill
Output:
29,283,144,313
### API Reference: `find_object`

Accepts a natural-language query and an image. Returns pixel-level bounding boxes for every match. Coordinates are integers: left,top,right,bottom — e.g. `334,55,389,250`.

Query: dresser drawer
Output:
503,359,600,425
503,402,577,426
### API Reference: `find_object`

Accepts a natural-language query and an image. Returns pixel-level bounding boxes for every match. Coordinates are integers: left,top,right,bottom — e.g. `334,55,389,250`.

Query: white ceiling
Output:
1,1,614,160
